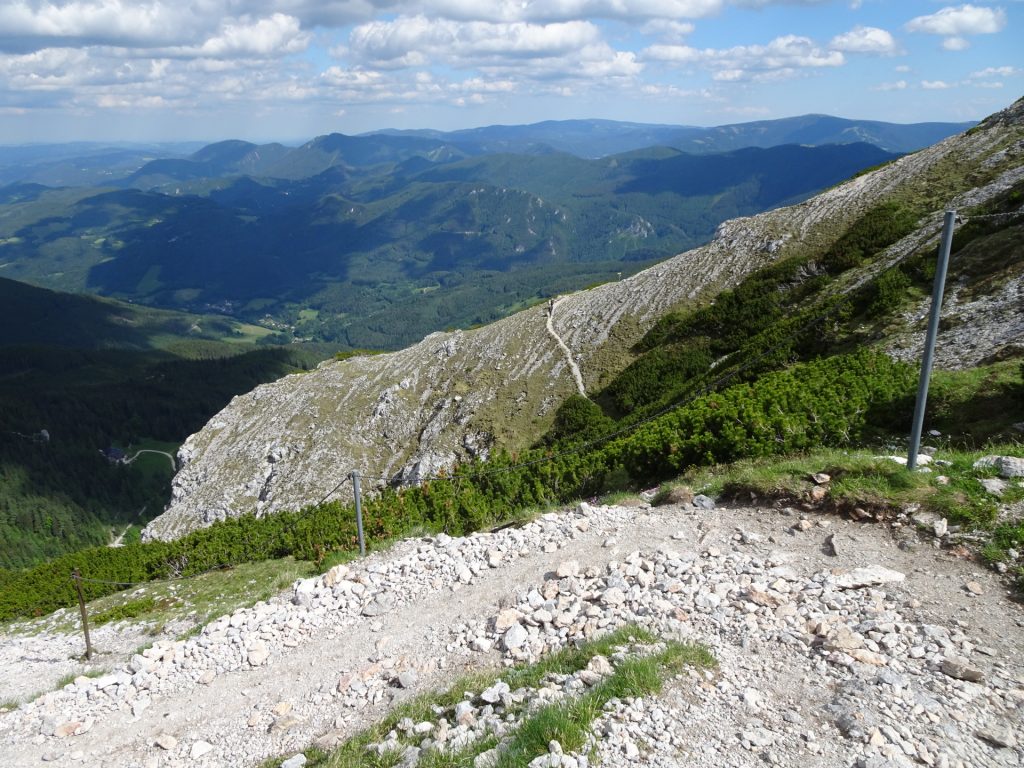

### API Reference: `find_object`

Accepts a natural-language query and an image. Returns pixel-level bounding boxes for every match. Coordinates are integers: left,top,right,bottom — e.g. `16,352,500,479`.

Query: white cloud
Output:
643,34,843,81
921,80,952,89
905,4,1006,36
872,79,906,91
0,1,190,51
942,35,969,51
906,4,1006,51
640,19,696,41
642,43,701,63
514,0,724,22
346,13,643,83
970,65,1017,79
349,16,603,67
195,14,310,57
894,64,910,73
829,25,897,55
729,0,831,7
409,0,724,22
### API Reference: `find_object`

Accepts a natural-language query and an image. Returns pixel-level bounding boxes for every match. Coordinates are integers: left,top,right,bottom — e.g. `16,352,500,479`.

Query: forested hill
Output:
0,280,342,568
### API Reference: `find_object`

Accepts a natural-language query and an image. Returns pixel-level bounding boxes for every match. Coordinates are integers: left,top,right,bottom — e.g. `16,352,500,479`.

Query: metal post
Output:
72,569,93,661
908,210,956,470
351,470,366,556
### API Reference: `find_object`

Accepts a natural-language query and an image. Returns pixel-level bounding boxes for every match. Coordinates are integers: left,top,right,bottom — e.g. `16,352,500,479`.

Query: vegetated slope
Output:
0,279,344,568
0,276,273,351
0,143,895,350
142,99,1024,542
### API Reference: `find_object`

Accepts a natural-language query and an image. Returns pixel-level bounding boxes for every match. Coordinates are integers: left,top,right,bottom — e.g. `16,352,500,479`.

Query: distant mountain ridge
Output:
0,114,972,190
367,114,976,158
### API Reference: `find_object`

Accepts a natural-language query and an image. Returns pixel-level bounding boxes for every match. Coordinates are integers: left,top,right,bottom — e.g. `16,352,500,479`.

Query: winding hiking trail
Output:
1,501,1021,767
125,450,177,472
546,297,587,397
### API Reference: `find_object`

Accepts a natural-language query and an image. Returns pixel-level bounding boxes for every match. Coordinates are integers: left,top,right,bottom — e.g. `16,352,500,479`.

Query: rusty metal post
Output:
72,569,93,660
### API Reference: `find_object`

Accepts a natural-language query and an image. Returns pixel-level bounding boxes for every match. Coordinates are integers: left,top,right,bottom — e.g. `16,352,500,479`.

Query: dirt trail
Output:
1,502,1021,767
546,297,587,397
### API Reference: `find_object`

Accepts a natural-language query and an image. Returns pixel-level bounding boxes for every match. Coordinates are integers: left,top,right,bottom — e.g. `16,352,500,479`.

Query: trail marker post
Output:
908,210,956,470
351,470,366,556
72,568,93,660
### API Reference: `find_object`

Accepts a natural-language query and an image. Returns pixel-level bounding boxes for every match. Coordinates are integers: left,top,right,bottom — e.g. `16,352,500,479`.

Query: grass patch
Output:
54,668,105,690
492,639,713,768
4,556,315,637
264,626,714,768
674,446,1024,564
91,596,160,626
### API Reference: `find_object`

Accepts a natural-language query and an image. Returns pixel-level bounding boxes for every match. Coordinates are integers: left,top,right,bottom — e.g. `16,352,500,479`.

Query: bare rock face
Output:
143,98,1024,542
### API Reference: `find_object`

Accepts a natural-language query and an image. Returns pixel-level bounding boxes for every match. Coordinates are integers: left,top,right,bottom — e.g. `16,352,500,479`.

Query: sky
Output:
0,1,1021,144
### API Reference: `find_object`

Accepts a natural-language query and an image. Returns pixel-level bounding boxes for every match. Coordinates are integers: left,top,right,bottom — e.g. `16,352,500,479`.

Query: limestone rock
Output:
973,455,1024,478
833,566,906,589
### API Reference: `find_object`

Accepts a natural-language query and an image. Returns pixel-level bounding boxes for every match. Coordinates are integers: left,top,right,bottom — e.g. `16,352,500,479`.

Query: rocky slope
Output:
143,99,1024,542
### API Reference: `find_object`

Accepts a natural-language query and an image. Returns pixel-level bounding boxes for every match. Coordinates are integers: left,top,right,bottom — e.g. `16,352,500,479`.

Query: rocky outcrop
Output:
143,98,1024,542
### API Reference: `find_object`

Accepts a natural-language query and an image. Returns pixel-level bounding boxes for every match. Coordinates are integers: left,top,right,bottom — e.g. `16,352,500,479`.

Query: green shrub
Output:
865,266,913,314
821,202,918,273
546,395,616,445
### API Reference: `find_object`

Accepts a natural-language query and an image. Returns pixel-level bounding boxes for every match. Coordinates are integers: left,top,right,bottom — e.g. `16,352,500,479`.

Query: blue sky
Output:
0,1,1020,143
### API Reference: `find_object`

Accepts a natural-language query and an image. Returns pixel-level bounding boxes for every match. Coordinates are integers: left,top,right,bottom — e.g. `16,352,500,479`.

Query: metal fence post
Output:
72,569,93,660
908,210,956,470
351,470,366,556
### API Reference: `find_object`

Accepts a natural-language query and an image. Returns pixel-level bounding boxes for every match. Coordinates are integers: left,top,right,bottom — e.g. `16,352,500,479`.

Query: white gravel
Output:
0,499,1021,767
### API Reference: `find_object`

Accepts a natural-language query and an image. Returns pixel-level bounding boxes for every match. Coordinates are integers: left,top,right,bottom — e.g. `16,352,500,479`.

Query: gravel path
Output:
1,500,1021,768
546,297,587,397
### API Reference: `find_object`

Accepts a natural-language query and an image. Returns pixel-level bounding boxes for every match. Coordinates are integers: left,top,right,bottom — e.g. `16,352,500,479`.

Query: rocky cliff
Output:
143,98,1024,542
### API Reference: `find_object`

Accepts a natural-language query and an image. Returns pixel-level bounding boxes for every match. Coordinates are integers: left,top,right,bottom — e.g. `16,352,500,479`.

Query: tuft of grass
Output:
596,490,643,506
270,626,714,768
90,596,160,626
492,639,713,768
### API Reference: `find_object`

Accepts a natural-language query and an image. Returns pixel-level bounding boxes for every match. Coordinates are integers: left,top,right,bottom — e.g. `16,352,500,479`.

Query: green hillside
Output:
1,145,1021,618
0,279,343,568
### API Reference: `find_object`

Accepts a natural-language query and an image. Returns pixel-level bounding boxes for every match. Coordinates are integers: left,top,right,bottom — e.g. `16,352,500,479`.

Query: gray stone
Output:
502,622,529,651
281,755,309,768
481,681,510,703
397,670,418,688
156,734,178,751
940,657,985,682
979,477,1007,496
973,455,1024,478
190,740,214,759
692,494,716,510
833,565,905,589
976,725,1018,749
361,596,394,617
600,587,626,606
